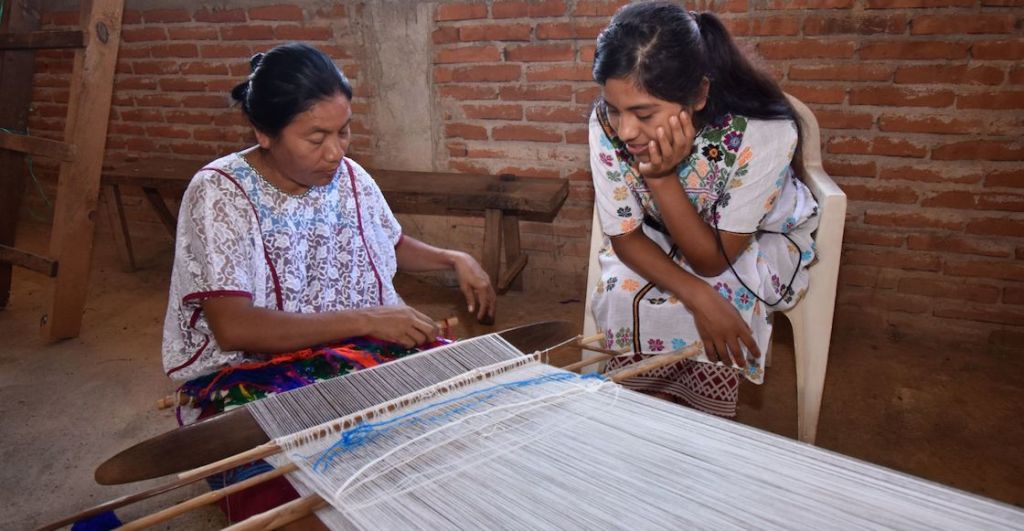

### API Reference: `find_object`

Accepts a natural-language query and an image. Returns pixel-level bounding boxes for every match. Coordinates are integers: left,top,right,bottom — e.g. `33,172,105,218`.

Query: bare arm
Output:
395,236,496,321
201,296,438,352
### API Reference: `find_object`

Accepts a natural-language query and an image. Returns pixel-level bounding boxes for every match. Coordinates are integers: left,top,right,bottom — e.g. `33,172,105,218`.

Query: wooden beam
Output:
0,130,75,161
482,208,502,294
101,184,136,271
41,0,124,341
0,30,85,50
0,0,41,308
142,187,178,237
0,244,58,277
501,215,524,292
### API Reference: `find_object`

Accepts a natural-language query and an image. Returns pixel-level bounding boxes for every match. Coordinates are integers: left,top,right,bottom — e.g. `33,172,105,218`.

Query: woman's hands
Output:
450,251,497,322
686,284,761,369
638,110,697,180
360,305,440,348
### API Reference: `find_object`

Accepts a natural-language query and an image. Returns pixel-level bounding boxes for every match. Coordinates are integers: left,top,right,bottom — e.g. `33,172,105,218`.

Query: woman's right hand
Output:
359,305,439,348
686,285,760,369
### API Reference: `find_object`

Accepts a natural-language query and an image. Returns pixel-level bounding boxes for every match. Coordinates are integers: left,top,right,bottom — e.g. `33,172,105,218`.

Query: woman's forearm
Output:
609,228,711,309
201,297,375,352
395,236,460,272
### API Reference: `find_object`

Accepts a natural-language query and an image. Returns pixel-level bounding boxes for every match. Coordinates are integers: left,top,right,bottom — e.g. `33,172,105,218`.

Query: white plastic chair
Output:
581,95,846,445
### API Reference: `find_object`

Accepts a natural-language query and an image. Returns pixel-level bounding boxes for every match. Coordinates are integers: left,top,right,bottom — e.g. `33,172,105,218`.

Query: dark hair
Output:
230,42,353,137
593,3,803,171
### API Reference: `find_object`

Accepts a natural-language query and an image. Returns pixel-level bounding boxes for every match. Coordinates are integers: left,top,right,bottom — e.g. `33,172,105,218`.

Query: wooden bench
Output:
100,159,569,293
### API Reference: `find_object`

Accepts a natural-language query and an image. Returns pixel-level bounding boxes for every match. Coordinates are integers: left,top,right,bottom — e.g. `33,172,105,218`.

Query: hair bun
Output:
249,52,265,72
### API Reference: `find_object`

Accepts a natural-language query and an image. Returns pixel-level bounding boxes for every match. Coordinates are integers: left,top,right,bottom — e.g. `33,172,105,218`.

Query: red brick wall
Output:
24,0,1024,349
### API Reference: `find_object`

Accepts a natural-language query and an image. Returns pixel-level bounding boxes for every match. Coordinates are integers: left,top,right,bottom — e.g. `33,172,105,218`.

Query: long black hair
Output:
593,2,803,173
230,42,353,137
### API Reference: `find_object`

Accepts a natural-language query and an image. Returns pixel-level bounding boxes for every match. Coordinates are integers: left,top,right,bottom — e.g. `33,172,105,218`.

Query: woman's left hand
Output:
638,110,697,180
451,251,496,322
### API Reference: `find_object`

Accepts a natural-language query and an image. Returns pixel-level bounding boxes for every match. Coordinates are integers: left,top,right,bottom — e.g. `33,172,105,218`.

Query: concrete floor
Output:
2,226,1022,530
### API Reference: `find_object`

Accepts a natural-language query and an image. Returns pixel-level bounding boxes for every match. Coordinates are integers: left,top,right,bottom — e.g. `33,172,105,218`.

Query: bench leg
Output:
102,184,136,272
142,186,178,238
498,215,527,293
482,208,502,289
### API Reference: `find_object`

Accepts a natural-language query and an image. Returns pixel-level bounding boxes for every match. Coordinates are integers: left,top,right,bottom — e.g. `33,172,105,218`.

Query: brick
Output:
864,211,964,230
437,65,521,83
977,192,1024,212
1011,67,1024,85
843,248,942,271
573,0,627,16
274,26,334,41
822,159,877,177
220,25,275,41
526,105,590,123
843,226,906,246
849,87,955,107
115,77,159,91
159,78,206,92
149,43,199,58
133,94,179,107
249,5,305,21
757,39,857,59
989,330,1024,348
920,191,975,209
167,27,220,41
536,21,607,40
897,278,1001,303
142,9,190,23
179,61,230,76
506,43,575,62
181,95,232,108
803,14,905,35
565,128,589,144
492,124,562,142
440,86,499,100
878,114,982,134
842,183,919,204
957,91,1024,110
460,23,532,41
1005,287,1024,305
434,45,501,64
436,3,488,21
865,0,974,6
828,136,928,158
814,109,875,130
879,165,983,184
985,169,1024,188
758,0,856,7
894,64,1005,85
972,40,1024,60
164,111,215,125
910,14,1017,35
932,141,1024,161
493,0,568,18
527,64,594,82
788,64,892,82
933,305,1024,327
499,84,573,102
781,84,847,104
747,16,802,36
193,8,246,23
122,27,167,43
433,27,460,45
463,104,523,120
445,123,489,140
907,234,1012,258
574,86,602,104
858,41,969,60
965,218,1024,238
130,60,180,75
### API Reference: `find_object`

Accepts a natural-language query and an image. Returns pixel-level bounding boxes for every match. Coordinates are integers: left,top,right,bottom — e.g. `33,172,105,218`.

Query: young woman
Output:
161,43,495,525
589,3,819,417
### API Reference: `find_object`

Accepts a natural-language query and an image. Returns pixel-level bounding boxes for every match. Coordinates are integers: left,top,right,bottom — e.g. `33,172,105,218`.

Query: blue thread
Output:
311,372,605,472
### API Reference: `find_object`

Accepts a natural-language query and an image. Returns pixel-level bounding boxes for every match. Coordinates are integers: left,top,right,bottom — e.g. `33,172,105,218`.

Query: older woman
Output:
161,42,495,526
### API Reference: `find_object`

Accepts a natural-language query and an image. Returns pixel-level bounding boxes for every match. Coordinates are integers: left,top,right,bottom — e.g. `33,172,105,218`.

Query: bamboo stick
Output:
222,494,328,531
607,342,703,382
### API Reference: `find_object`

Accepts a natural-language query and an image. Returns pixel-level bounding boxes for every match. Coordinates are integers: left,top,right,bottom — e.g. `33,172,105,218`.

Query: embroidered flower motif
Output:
647,338,665,352
613,186,628,201
713,282,732,301
616,206,633,218
605,170,622,182
694,158,710,178
702,144,724,162
710,114,732,128
621,278,641,292
599,152,614,167
771,274,781,294
614,327,631,348
723,130,743,152
782,216,797,233
605,329,615,349
737,147,752,167
671,338,687,350
733,287,754,310
647,297,666,305
605,276,618,292
620,218,639,233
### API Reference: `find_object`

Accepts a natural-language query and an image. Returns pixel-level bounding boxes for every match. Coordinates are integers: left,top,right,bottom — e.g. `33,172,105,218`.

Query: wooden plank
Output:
0,30,85,50
0,0,41,308
42,0,124,341
102,184,136,271
0,130,75,160
142,187,178,237
0,244,58,277
501,214,524,292
482,208,502,292
374,170,569,218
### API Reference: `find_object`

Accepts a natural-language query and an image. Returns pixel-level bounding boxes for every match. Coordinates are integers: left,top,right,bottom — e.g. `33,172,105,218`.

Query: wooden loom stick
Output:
117,463,298,530
607,342,703,382
155,317,461,411
223,494,328,531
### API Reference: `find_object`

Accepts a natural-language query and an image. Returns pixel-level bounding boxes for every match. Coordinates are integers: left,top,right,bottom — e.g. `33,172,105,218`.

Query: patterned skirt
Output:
604,354,741,417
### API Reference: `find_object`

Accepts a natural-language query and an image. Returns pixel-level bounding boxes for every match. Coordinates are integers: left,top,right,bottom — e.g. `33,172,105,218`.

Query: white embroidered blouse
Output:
161,153,403,383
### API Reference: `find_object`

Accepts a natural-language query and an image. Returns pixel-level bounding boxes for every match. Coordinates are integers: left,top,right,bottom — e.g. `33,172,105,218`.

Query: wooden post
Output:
501,214,525,292
102,184,136,271
41,0,124,340
482,208,502,290
0,0,40,308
